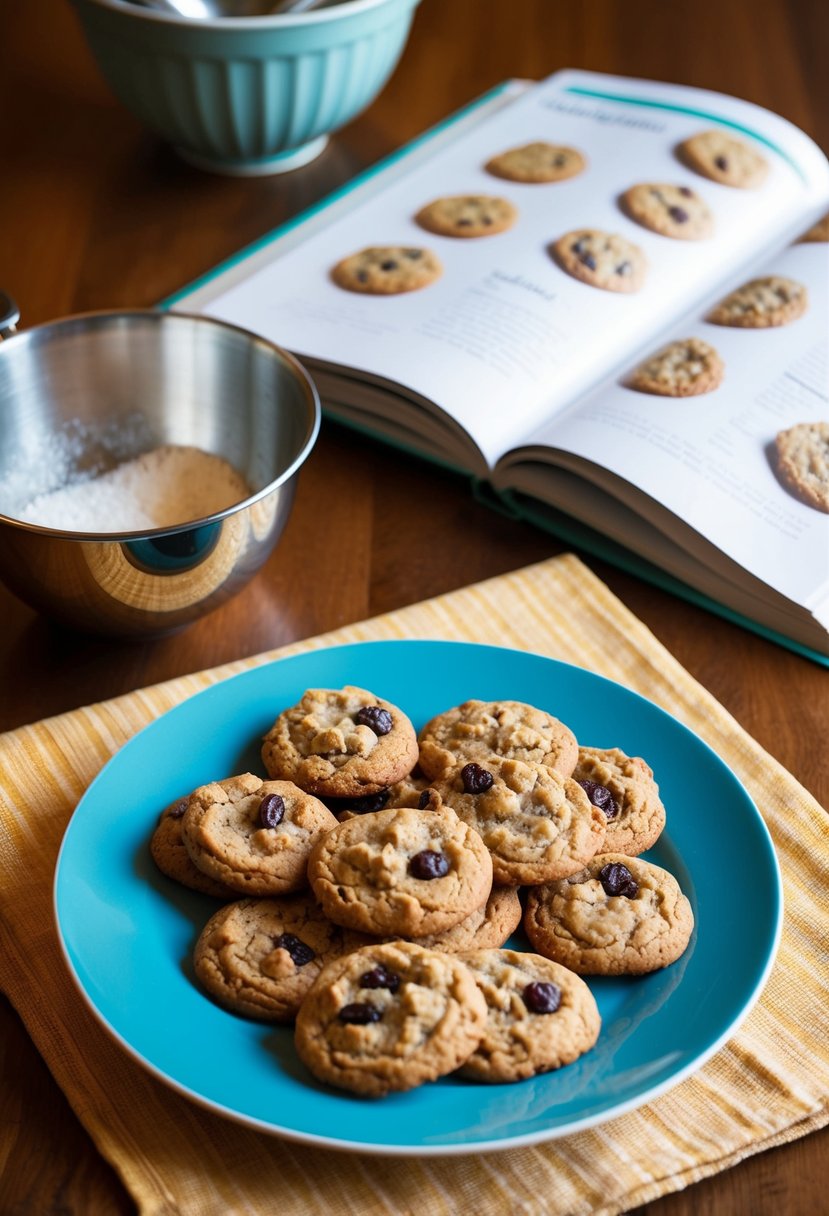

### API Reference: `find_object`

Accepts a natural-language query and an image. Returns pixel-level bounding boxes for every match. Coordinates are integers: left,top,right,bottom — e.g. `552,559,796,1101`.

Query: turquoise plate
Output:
54,640,782,1154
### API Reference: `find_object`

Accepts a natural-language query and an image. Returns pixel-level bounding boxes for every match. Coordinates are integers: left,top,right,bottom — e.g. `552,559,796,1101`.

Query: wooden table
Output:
1,1,827,1211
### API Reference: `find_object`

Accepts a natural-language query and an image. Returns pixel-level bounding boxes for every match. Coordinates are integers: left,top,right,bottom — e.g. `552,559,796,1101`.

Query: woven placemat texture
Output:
1,554,827,1216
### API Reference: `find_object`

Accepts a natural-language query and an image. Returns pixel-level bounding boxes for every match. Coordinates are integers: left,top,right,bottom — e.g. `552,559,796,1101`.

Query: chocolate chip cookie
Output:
798,212,829,243
677,130,768,189
708,276,808,328
524,854,694,975
457,948,601,1082
551,229,647,292
573,746,666,856
432,758,606,886
181,772,338,897
262,686,419,798
193,896,366,1021
415,194,517,238
418,698,578,782
294,939,488,1095
628,338,724,397
621,183,714,239
307,804,493,937
150,796,238,899
331,246,442,294
485,141,586,184
774,422,829,512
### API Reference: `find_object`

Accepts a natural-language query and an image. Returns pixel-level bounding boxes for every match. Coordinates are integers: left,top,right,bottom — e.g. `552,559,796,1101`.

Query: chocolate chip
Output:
571,239,586,254
580,252,597,270
522,980,562,1014
380,260,398,271
259,793,285,829
339,1002,382,1025
168,799,188,819
409,849,450,880
668,206,689,223
273,933,315,967
678,186,693,197
714,155,729,171
357,270,368,283
355,706,393,736
599,861,638,897
456,218,473,227
483,216,493,225
615,261,632,277
553,154,566,166
577,779,619,819
404,249,422,259
461,763,494,795
359,964,400,992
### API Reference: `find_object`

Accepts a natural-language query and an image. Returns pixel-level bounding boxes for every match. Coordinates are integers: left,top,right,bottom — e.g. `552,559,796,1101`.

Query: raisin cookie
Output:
432,758,606,886
193,896,366,1022
457,948,601,1082
628,338,724,397
677,130,768,189
331,246,442,294
524,854,694,975
307,804,493,937
412,886,523,953
262,686,419,798
551,229,647,293
774,422,829,512
485,141,586,184
294,940,488,1096
326,772,431,821
150,796,238,899
181,773,338,897
573,747,666,856
708,276,808,328
621,183,714,240
415,194,517,238
418,698,578,782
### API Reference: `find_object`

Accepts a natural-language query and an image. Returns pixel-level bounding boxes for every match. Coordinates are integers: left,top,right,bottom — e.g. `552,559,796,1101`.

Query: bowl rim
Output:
0,307,321,542
72,0,416,30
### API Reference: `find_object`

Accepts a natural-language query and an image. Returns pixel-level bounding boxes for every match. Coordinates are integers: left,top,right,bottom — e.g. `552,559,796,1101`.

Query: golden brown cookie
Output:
485,141,586,184
418,698,578,782
457,948,601,1082
294,940,488,1095
524,854,694,975
798,212,829,243
193,896,367,1021
331,246,442,294
432,758,606,886
707,276,808,328
551,229,647,292
573,746,666,856
150,796,238,899
677,130,768,189
620,182,714,239
307,804,493,937
262,686,419,798
415,194,517,238
181,773,338,897
628,337,724,397
412,886,523,953
774,422,829,512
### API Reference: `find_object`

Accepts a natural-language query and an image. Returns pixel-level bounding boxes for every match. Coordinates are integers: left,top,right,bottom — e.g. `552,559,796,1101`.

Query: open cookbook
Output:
166,70,829,663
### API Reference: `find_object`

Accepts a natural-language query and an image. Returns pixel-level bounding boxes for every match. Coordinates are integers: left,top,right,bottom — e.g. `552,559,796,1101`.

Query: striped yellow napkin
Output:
1,554,827,1216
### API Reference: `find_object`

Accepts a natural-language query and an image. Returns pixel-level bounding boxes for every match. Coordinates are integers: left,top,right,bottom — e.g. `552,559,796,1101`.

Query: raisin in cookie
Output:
432,758,606,886
457,948,601,1082
326,772,431,821
708,276,808,328
621,183,714,240
628,338,724,397
294,940,487,1096
181,773,338,897
418,698,578,782
774,422,829,512
307,804,493,937
415,194,517,238
573,747,666,856
150,796,238,899
331,246,441,294
262,686,419,798
524,854,694,975
551,229,647,293
193,896,366,1022
677,130,768,189
485,141,586,184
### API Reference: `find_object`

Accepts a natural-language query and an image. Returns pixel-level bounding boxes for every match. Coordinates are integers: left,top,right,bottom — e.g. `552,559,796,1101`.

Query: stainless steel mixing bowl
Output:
0,307,320,636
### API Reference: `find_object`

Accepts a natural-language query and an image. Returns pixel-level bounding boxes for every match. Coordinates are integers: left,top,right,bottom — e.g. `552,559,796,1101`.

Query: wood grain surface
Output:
1,1,827,1212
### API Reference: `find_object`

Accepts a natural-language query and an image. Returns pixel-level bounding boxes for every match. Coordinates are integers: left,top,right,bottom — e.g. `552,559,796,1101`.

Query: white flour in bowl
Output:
16,444,252,532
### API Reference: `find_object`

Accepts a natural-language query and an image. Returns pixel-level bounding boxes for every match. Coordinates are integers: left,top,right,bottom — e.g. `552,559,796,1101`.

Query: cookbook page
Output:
506,239,829,614
202,69,829,469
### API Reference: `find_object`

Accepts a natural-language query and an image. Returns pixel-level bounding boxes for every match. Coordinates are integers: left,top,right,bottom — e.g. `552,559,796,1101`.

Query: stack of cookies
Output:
150,684,694,1097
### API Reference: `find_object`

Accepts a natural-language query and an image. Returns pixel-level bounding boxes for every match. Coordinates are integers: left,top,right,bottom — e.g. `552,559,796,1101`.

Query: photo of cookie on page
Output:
415,194,517,237
708,276,808,328
628,338,724,397
331,246,442,294
797,211,829,243
485,141,587,183
620,183,714,239
773,422,829,513
677,129,769,189
551,229,647,292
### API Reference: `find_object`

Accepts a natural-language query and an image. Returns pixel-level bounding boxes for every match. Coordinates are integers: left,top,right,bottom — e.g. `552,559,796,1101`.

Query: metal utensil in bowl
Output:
132,0,342,16
0,304,320,636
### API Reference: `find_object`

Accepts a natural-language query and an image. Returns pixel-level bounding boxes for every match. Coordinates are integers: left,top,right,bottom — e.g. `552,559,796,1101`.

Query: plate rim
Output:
53,638,784,1156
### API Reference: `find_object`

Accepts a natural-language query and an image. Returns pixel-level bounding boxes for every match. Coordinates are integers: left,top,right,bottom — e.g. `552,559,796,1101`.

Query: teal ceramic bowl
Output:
71,0,421,174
